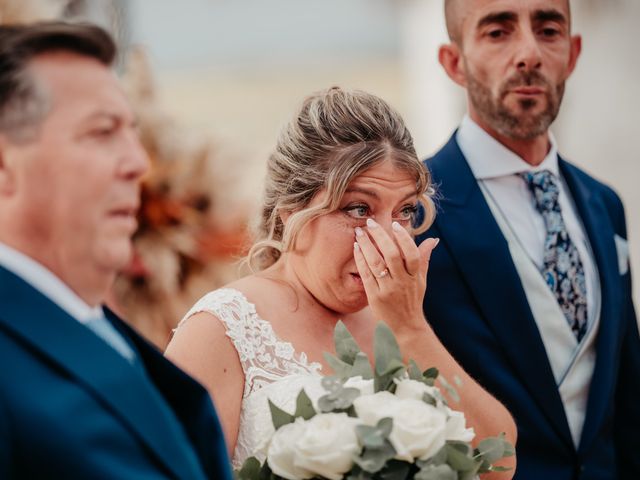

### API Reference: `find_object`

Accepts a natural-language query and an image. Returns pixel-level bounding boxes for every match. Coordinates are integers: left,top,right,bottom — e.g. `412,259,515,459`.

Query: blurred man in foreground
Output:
0,21,231,479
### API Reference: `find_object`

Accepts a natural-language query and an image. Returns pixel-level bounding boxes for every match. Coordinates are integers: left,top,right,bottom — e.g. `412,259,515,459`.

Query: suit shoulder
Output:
423,134,461,174
562,160,624,211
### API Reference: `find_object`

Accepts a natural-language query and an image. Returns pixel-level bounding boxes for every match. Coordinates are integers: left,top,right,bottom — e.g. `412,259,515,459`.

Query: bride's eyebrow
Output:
345,187,378,200
344,188,418,203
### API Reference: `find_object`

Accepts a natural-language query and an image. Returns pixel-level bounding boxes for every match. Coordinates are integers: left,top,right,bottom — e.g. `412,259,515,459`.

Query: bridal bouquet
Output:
236,322,513,480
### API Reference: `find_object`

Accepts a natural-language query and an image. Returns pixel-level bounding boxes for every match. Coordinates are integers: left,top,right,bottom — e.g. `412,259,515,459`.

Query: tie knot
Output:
521,170,559,213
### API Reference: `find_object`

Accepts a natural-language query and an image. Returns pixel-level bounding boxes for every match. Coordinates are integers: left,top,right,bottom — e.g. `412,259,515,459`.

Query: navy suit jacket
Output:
0,265,232,479
417,134,640,480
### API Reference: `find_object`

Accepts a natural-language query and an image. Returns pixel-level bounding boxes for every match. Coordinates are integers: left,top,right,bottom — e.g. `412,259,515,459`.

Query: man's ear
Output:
438,43,467,88
0,136,16,196
566,34,582,77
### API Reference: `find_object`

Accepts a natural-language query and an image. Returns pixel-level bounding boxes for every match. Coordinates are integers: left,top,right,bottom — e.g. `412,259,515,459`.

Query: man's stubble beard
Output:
466,69,565,140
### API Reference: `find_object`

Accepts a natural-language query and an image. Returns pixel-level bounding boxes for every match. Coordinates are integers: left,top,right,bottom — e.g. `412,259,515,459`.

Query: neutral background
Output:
86,0,640,306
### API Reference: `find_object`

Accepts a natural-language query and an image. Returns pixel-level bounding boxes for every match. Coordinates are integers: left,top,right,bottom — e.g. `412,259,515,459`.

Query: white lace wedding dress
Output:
180,288,326,469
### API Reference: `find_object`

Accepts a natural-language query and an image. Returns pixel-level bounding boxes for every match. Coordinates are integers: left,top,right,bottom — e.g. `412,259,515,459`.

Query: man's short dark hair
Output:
0,22,116,142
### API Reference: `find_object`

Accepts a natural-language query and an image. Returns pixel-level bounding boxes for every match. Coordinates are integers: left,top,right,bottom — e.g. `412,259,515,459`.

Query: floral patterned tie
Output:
522,170,588,342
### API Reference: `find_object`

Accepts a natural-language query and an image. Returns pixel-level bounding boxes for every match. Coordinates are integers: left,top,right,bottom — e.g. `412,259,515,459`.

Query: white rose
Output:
353,391,447,462
394,378,443,407
292,413,361,480
445,408,475,443
267,418,314,480
343,375,375,396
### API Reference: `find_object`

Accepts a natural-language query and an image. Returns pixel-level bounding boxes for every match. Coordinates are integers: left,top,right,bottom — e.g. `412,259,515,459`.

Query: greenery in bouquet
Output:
236,321,514,480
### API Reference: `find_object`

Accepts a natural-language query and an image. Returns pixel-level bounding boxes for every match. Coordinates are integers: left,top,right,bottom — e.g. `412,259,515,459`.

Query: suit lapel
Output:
559,161,622,453
429,136,574,448
0,266,203,480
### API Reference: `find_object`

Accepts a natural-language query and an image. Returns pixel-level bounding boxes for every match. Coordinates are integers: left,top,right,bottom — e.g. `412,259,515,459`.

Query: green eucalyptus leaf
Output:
351,352,374,379
415,463,457,480
377,417,394,438
345,466,375,480
476,437,505,464
334,320,362,365
419,445,448,467
353,441,397,474
422,392,437,407
374,363,406,393
459,465,482,480
294,389,316,420
445,443,477,471
378,460,412,480
374,322,403,376
324,352,353,379
356,425,386,449
408,359,423,380
422,367,439,380
268,399,295,430
356,418,394,449
235,457,261,480
317,385,360,413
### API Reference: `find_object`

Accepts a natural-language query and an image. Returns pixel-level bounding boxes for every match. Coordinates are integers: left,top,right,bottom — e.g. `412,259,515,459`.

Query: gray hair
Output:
248,86,436,271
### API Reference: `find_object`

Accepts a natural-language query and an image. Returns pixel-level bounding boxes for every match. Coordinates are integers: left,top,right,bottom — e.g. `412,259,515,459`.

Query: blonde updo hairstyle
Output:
248,87,436,271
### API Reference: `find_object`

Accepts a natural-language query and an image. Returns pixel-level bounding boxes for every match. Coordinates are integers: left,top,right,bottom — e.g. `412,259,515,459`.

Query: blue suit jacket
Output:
0,265,232,479
417,134,640,480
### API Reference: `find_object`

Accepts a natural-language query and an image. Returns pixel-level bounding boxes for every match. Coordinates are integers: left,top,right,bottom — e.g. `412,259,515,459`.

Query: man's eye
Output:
540,28,559,37
488,29,506,39
91,127,116,138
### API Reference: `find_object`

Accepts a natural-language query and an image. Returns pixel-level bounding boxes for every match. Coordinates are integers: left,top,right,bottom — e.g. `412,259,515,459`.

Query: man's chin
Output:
98,242,134,275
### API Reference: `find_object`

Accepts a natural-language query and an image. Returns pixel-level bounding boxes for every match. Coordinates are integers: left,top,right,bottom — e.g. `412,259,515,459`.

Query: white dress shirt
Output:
0,241,136,361
0,242,103,323
456,115,600,331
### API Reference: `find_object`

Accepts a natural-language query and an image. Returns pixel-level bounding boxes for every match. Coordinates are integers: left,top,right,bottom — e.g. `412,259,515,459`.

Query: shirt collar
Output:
456,114,559,180
0,242,103,323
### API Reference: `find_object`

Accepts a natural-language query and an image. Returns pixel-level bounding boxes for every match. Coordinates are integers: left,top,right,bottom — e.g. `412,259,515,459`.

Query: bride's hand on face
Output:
353,218,439,334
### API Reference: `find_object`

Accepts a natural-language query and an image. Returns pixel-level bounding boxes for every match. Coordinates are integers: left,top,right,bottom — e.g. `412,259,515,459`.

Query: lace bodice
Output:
179,288,323,468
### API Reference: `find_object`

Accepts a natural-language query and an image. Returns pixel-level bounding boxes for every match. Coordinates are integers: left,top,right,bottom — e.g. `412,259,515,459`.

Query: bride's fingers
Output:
363,219,405,277
417,237,440,277
354,242,379,291
391,221,421,276
355,226,390,281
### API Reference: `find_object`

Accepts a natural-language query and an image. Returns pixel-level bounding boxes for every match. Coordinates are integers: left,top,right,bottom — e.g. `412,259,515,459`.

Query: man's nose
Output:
515,29,543,72
119,130,150,181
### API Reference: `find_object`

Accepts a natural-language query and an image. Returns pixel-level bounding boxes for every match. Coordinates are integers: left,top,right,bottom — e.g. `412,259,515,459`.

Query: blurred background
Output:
2,0,638,346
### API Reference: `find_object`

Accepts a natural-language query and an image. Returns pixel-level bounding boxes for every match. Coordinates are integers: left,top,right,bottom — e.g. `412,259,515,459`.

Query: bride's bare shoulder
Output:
224,273,292,309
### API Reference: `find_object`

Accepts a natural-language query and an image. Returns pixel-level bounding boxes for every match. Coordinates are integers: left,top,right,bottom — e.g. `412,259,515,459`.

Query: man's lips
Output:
108,206,138,217
511,86,545,95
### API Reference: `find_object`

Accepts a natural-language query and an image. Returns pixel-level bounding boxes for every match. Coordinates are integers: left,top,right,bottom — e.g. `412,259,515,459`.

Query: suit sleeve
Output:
608,191,640,476
0,393,11,477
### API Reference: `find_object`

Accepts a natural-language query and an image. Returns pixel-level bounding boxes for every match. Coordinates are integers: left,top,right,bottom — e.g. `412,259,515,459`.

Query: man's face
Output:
454,0,579,139
3,51,148,297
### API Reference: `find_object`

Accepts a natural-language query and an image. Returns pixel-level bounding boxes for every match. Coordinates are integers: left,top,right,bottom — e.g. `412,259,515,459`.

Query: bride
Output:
166,87,516,477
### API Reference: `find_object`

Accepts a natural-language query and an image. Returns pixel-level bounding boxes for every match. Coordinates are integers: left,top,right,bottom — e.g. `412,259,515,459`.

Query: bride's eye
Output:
395,204,418,222
343,204,370,219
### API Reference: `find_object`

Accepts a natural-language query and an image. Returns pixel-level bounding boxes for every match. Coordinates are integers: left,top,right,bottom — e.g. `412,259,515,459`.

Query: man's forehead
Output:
453,0,571,30
28,52,132,119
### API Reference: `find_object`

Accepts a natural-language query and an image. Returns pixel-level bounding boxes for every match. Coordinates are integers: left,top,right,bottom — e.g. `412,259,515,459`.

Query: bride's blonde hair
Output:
248,86,436,271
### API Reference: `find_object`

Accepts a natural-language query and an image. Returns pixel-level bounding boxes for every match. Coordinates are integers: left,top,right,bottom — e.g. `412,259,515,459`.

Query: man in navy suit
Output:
417,1,640,478
0,22,232,479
